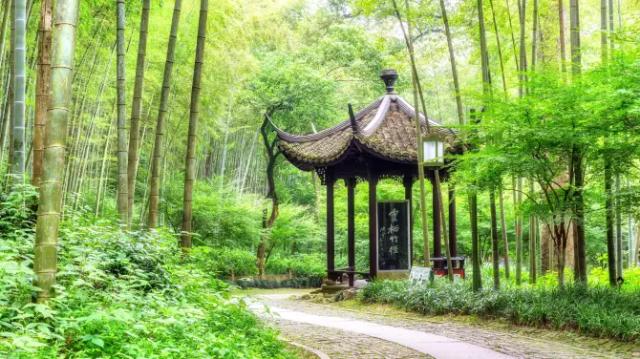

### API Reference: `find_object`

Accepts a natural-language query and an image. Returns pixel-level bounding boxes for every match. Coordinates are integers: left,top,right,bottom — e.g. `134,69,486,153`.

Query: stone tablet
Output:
377,201,410,271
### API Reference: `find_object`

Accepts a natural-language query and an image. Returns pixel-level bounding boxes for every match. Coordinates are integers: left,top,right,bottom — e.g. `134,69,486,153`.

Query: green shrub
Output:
0,193,294,358
360,279,640,342
192,246,257,279
235,277,322,289
266,253,325,278
164,180,263,248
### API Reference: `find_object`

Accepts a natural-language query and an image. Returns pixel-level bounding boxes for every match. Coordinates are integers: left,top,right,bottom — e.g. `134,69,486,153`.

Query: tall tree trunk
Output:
477,0,492,95
570,0,586,284
514,176,523,284
529,179,537,284
149,0,182,229
530,0,538,71
615,174,623,278
478,0,498,289
34,0,79,302
180,0,208,251
600,0,607,62
435,170,454,282
604,160,616,286
628,178,635,268
116,0,129,227
32,0,51,186
558,0,567,73
127,0,150,225
555,226,567,287
631,222,640,267
573,149,587,282
569,0,581,75
470,189,482,291
505,0,519,70
499,187,510,278
488,0,508,94
258,111,280,278
10,0,25,183
438,0,464,124
490,191,500,289
518,0,528,97
608,0,614,53
0,1,10,72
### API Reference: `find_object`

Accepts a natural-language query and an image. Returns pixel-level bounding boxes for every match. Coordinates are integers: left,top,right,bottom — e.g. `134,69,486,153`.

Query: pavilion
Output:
274,70,462,285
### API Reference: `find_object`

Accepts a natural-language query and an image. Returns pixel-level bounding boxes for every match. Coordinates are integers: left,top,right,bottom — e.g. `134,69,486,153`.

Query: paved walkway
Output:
247,292,636,359
251,297,509,358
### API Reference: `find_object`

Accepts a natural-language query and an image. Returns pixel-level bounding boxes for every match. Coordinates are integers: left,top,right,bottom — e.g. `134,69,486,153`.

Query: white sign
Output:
409,266,432,286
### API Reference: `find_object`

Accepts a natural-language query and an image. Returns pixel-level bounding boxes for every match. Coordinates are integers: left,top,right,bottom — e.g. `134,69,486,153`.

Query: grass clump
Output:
360,278,640,342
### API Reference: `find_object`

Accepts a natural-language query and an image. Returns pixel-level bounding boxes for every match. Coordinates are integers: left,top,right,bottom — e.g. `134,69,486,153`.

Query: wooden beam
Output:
347,178,356,287
327,174,335,276
404,175,414,264
449,183,457,257
369,174,378,278
432,177,442,258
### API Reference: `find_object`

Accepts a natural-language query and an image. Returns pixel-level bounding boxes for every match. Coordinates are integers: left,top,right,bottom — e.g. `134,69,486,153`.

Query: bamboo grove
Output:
1,0,640,303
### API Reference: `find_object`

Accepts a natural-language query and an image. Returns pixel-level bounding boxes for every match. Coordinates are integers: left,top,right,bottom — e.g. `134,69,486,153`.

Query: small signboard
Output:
377,201,410,271
409,266,432,286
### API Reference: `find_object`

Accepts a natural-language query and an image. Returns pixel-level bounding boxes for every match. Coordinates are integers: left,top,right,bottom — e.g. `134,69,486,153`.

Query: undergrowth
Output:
360,277,640,342
0,188,293,358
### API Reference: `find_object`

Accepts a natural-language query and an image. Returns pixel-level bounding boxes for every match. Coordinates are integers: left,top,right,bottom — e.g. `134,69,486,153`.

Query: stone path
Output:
246,292,637,359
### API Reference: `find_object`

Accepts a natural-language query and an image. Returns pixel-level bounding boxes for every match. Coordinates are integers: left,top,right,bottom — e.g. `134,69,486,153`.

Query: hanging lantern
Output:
423,133,445,166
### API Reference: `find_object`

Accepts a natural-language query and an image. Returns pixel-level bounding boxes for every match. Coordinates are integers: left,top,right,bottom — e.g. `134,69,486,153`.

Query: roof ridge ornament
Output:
348,103,358,134
380,69,398,94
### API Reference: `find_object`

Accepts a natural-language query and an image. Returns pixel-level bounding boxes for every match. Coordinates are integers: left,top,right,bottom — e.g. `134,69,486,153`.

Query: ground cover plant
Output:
359,273,640,342
0,191,293,358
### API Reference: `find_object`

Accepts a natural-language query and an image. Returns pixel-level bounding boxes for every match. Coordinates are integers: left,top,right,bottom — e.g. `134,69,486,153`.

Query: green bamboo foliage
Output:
32,0,52,187
149,0,182,229
34,0,79,302
127,0,150,225
181,0,208,251
10,0,25,183
116,0,129,227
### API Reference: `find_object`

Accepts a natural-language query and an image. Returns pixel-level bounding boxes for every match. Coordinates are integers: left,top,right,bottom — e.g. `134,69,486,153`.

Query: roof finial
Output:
348,103,358,134
380,69,398,93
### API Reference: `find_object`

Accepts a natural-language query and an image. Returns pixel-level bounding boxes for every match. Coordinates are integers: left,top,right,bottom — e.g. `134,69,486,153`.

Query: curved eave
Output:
273,97,384,143
274,93,459,170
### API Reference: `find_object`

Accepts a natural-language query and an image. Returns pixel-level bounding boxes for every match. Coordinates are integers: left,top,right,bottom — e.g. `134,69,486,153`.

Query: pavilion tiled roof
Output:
275,87,457,171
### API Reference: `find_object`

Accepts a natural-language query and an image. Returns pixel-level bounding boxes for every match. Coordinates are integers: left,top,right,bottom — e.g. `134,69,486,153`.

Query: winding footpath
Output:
246,292,637,359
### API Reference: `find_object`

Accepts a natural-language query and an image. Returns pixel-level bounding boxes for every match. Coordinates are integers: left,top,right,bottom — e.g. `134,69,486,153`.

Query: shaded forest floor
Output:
237,289,640,359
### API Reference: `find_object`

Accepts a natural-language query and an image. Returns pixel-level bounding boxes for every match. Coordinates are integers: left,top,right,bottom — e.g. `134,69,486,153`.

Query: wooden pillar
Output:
327,174,335,277
432,178,442,258
449,183,457,257
368,174,378,278
404,175,414,264
347,178,356,287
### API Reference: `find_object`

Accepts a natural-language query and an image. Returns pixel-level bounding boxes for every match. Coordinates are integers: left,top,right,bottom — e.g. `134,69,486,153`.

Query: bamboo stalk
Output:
34,0,79,302
127,0,150,224
181,0,208,251
149,0,182,229
116,0,129,227
10,0,26,184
